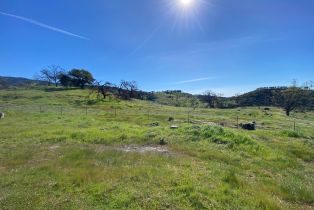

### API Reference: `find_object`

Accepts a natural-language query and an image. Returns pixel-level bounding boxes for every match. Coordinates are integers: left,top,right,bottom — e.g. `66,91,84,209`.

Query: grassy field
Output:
0,88,314,209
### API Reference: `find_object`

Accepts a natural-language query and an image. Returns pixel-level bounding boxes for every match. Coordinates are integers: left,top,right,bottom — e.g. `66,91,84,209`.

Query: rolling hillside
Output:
0,87,313,209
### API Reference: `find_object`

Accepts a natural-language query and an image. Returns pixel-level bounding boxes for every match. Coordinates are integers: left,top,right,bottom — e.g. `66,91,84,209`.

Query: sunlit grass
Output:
0,88,313,209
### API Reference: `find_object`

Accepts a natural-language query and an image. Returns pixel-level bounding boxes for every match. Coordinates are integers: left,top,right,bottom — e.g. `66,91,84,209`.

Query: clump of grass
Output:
70,131,87,140
280,130,305,138
287,141,314,161
119,133,128,141
183,125,261,153
223,170,242,188
280,176,314,204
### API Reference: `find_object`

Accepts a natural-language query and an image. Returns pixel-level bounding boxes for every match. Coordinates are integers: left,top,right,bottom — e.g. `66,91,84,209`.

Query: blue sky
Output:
1,0,313,96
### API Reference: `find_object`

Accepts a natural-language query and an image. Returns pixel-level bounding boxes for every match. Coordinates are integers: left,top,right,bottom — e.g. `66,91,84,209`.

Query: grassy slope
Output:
0,88,313,209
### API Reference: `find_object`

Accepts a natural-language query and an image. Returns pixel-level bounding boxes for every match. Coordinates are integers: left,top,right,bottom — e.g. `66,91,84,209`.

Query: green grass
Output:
0,87,314,209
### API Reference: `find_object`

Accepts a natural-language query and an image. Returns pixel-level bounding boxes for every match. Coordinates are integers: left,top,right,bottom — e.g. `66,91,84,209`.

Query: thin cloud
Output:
0,11,89,40
173,77,212,84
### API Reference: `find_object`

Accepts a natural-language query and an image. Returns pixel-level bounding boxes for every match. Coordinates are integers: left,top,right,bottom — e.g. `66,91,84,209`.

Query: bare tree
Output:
101,82,114,99
89,81,114,100
302,81,314,90
118,80,138,99
128,81,138,98
39,69,52,86
118,80,129,99
202,90,218,108
49,66,63,87
39,65,63,87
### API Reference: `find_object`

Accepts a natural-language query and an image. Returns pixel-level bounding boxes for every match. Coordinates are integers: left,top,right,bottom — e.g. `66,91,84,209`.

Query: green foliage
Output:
58,72,72,87
68,69,95,89
273,87,312,116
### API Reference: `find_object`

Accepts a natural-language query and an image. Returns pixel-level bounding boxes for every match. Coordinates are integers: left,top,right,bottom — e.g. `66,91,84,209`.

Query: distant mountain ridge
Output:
0,76,46,88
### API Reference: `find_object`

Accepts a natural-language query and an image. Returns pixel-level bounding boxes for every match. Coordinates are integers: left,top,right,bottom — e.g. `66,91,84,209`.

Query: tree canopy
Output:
68,69,95,89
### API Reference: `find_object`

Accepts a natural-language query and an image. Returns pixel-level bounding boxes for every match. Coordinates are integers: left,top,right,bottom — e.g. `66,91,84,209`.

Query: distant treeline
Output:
1,66,313,116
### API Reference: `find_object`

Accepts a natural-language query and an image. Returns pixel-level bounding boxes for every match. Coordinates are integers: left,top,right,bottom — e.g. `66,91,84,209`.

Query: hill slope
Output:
0,88,313,209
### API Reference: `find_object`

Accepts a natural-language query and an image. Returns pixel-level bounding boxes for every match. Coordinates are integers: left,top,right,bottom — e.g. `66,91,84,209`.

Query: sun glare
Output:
180,0,194,7
161,0,210,30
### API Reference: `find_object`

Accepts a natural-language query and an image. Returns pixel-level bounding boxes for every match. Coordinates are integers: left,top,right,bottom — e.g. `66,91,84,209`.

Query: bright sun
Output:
179,0,194,7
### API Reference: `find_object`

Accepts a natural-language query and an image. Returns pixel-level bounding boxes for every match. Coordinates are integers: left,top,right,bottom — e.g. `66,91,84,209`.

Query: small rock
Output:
240,122,256,130
170,125,179,129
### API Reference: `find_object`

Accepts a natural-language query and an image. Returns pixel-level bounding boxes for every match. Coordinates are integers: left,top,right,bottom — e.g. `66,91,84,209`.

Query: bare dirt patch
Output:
117,145,169,154
48,145,60,150
94,144,171,155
